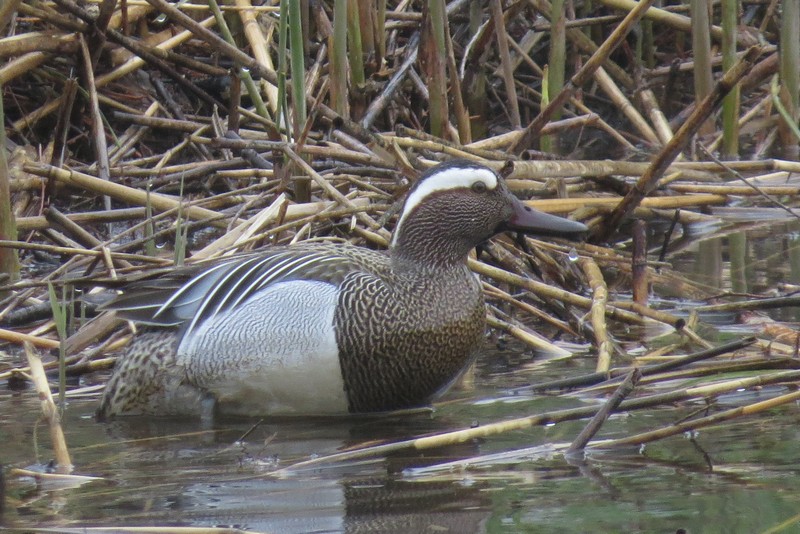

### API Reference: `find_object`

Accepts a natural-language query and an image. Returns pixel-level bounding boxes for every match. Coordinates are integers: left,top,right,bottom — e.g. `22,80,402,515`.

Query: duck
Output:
96,159,587,419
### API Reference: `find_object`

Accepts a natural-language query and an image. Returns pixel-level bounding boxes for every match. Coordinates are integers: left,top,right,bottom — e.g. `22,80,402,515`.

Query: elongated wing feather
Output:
102,246,372,337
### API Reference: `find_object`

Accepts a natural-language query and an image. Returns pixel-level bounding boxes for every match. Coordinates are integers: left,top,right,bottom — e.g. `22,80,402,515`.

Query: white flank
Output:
178,280,349,415
392,166,498,245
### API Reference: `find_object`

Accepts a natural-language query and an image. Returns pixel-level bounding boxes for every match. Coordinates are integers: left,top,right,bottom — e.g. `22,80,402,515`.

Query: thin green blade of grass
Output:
174,175,186,266
47,282,68,409
771,75,800,143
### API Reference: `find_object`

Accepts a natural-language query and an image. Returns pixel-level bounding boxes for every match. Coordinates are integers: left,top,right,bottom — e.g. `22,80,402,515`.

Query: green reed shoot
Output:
0,85,19,289
690,0,714,136
721,0,740,157
548,0,566,152
47,282,67,409
346,0,365,87
426,0,449,138
331,0,349,116
780,0,799,159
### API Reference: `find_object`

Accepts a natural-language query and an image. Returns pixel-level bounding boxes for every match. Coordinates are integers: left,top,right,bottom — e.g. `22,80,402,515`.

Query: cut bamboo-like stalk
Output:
13,15,217,131
638,88,674,145
594,66,660,145
568,369,639,453
597,46,763,241
24,342,72,473
579,258,612,372
510,0,655,153
0,327,60,349
24,163,230,227
591,388,800,449
487,314,572,357
235,0,278,114
269,350,770,475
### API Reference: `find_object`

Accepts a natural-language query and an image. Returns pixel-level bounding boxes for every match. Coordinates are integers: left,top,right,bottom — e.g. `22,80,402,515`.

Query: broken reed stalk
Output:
685,295,800,314
269,360,787,476
520,336,756,392
78,33,112,212
596,45,764,242
23,163,229,227
0,240,169,265
23,526,255,534
578,257,613,372
510,0,655,153
469,258,648,327
487,314,571,356
24,342,72,474
590,387,800,449
631,219,649,306
567,368,640,453
0,327,61,349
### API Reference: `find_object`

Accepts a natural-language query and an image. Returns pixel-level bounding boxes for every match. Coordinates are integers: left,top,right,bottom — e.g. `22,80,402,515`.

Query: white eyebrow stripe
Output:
392,167,498,245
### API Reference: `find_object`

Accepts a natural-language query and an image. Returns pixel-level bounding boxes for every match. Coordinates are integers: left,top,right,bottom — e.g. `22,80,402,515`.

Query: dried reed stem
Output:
24,342,72,473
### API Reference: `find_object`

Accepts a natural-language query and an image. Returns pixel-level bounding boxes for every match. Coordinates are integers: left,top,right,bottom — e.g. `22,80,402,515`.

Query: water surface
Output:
4,220,800,533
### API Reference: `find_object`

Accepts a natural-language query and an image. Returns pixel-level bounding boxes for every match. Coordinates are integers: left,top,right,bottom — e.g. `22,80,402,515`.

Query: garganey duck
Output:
97,160,587,418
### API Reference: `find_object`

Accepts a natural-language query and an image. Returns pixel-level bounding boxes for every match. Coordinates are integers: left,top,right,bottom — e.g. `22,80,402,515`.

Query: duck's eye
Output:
471,181,488,193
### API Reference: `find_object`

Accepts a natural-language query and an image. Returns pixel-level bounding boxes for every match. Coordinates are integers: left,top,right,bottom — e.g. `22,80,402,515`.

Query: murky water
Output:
4,220,800,533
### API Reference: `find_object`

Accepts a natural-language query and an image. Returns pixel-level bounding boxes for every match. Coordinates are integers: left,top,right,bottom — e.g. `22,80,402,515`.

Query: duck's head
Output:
390,160,587,267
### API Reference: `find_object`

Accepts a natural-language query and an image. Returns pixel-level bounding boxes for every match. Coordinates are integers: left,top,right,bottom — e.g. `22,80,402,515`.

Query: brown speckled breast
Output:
334,264,485,412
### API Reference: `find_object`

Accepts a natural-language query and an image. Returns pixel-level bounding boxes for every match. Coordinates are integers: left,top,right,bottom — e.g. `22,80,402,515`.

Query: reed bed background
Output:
1,0,800,474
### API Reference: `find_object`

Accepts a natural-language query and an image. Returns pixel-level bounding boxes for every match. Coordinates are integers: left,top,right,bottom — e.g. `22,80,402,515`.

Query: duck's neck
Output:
389,215,475,271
